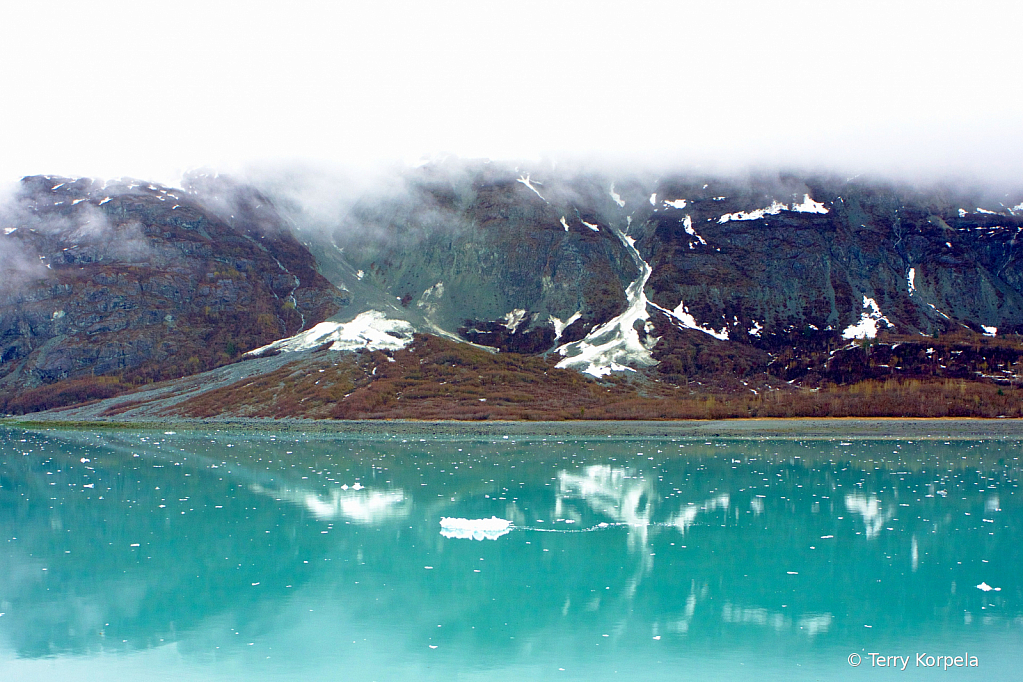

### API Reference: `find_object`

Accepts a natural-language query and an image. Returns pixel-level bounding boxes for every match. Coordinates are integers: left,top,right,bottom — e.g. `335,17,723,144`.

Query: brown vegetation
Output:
165,334,1023,421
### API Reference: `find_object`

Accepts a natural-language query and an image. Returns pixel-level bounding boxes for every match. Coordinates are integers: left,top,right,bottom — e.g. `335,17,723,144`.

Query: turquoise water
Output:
0,428,1019,680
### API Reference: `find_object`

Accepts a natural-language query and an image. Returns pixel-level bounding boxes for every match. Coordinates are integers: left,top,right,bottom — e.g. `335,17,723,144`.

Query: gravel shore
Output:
6,416,1023,440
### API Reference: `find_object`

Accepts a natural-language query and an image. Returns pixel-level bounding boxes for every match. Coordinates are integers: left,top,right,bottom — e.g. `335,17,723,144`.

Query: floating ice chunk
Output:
663,199,687,210
440,516,512,541
609,183,625,208
516,173,546,202
718,200,787,223
748,320,763,337
549,311,581,341
682,215,706,245
502,308,528,333
246,310,414,355
907,268,916,295
790,194,829,214
841,296,892,340
560,216,570,232
976,582,1001,592
958,208,968,218
982,325,997,337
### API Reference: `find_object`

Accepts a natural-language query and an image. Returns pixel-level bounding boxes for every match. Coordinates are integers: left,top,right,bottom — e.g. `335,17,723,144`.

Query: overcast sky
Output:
1,0,1020,186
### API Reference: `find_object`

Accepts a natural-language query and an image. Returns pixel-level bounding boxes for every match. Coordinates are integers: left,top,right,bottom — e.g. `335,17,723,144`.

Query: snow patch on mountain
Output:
718,195,829,223
718,200,787,223
982,325,997,337
582,220,600,232
791,194,829,214
907,268,916,295
663,198,687,210
555,230,658,378
516,173,546,202
560,216,570,231
682,214,706,246
841,296,892,339
549,311,581,341
502,308,528,333
247,310,415,355
609,183,625,208
651,300,729,340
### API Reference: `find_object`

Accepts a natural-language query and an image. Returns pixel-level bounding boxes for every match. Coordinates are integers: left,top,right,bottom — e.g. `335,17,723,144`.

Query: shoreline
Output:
5,416,1023,440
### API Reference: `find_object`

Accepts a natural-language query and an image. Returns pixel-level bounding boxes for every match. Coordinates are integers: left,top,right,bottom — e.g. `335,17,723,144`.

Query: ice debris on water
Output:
440,516,512,541
976,582,1001,592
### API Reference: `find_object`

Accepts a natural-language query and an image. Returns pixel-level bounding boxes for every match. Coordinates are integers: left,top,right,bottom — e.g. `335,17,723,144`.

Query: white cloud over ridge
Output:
1,0,1021,185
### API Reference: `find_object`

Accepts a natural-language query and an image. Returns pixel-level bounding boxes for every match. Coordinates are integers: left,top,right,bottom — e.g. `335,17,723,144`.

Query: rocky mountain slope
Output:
0,174,347,412
5,161,1023,419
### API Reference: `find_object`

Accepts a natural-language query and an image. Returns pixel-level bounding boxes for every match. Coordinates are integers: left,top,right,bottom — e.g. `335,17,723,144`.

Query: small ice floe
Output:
841,296,892,340
976,582,1001,592
439,516,512,541
982,326,997,337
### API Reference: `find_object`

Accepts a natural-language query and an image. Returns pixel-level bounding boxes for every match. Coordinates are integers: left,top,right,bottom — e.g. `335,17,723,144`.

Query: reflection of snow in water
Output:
721,603,833,637
668,494,730,534
439,516,512,541
844,493,893,539
250,483,409,523
558,465,654,551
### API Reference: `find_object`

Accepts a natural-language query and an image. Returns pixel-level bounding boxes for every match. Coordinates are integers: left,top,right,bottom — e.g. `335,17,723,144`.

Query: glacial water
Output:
0,427,1019,681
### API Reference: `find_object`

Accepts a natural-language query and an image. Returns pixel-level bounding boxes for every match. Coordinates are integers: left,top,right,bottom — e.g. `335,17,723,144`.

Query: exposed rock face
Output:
0,175,347,410
7,162,1023,417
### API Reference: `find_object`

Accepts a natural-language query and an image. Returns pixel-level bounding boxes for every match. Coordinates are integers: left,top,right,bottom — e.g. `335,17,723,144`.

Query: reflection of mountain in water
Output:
844,493,893,539
558,465,654,550
250,483,410,523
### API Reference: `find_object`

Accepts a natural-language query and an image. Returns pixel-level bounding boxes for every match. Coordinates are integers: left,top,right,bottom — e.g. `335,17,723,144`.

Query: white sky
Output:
1,0,1021,186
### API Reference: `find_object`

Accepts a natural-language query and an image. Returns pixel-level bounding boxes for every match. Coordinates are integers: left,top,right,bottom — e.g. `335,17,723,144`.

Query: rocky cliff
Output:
5,162,1023,418
0,174,347,412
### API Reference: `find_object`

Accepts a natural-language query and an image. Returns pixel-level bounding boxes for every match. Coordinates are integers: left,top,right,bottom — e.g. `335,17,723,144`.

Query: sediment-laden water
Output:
0,427,1018,680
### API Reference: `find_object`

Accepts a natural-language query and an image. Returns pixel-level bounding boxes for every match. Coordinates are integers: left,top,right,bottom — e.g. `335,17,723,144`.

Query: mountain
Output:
4,162,1023,419
0,174,348,412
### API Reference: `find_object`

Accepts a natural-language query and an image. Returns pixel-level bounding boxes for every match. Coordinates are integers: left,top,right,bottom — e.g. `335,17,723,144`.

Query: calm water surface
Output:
0,427,1019,680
